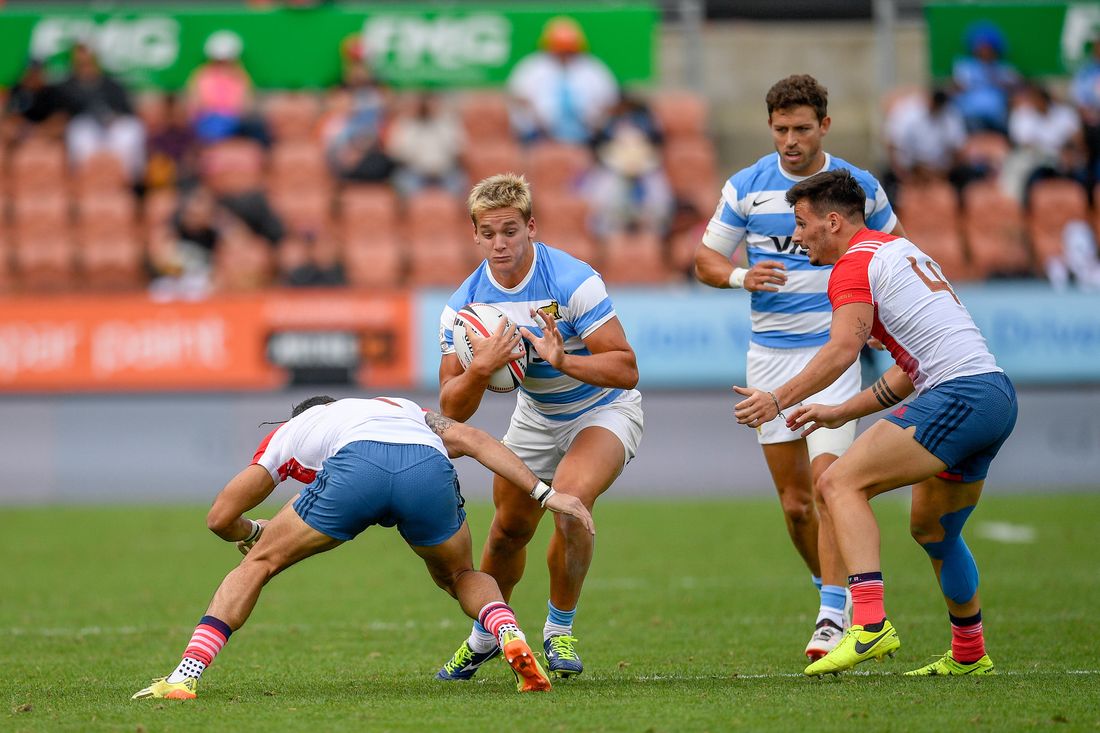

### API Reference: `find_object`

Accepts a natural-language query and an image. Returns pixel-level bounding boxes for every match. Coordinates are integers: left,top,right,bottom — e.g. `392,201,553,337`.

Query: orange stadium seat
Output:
212,227,273,291
406,234,474,287
0,240,14,293
200,139,265,195
339,185,399,238
896,179,971,281
12,193,70,235
271,188,333,236
405,188,467,242
76,192,138,238
600,230,671,284
550,233,600,266
650,90,709,140
458,91,512,143
268,141,330,194
343,236,405,288
1027,178,1089,265
534,191,590,243
462,139,526,186
74,151,129,193
527,141,592,193
961,132,1011,174
961,180,1032,278
10,139,66,191
12,230,77,291
663,137,719,199
79,231,145,290
265,92,322,142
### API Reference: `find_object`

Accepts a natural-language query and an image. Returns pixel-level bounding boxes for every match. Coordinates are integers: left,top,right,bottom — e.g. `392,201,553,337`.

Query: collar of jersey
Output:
486,241,540,294
774,152,832,183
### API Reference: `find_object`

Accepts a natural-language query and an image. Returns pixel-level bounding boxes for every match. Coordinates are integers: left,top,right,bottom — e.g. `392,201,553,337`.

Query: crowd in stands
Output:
4,17,1099,296
0,18,717,296
882,21,1100,289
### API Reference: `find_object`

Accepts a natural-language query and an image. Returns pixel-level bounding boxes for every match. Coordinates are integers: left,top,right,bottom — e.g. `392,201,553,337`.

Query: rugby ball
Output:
453,303,529,393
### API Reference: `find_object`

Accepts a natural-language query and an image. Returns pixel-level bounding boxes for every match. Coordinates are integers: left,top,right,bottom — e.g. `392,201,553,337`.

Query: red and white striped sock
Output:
950,611,985,664
849,572,887,628
477,602,522,648
166,615,232,683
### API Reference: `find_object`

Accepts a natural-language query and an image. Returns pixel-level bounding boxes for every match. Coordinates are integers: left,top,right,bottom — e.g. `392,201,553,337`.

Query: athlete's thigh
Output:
552,426,627,506
246,501,344,573
761,439,812,499
826,419,949,498
410,519,475,585
491,470,546,536
910,476,984,541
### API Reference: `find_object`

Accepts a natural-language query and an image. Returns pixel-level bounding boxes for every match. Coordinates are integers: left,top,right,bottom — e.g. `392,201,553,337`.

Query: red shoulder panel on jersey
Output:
251,426,282,465
828,249,875,309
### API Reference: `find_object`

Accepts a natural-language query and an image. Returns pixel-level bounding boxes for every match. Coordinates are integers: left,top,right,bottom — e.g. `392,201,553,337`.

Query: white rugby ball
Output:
453,303,529,393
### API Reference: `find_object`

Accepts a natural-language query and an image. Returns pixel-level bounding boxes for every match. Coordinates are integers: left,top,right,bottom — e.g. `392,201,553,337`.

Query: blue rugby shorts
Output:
293,441,465,546
885,371,1017,483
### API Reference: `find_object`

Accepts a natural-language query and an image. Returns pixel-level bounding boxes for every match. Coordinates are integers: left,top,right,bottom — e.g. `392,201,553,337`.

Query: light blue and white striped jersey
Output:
702,152,897,348
440,242,621,421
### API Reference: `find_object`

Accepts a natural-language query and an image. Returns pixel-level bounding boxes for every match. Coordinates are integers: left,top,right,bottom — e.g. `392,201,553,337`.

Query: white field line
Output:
975,521,1037,544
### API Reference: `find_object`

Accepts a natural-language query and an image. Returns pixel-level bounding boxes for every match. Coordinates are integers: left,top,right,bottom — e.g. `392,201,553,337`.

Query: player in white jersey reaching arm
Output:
131,396,594,700
733,169,1017,677
694,74,907,660
435,173,643,681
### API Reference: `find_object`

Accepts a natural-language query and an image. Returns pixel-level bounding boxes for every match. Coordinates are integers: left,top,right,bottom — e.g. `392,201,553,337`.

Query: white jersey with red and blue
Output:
251,397,446,484
828,228,1001,394
440,242,621,422
702,153,898,349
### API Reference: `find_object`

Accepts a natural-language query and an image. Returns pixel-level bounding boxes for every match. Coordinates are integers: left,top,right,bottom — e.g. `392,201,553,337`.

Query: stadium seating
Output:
1027,178,1089,266
600,230,672,284
458,91,512,144
527,141,592,193
896,178,971,281
961,179,1032,279
650,90,709,140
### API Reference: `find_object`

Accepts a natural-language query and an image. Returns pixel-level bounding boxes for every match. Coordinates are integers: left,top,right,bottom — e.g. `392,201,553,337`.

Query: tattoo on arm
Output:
425,410,456,437
854,317,872,342
871,376,903,408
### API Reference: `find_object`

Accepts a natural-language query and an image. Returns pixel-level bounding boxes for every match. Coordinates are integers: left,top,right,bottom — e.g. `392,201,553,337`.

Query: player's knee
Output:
916,506,980,604
488,516,538,549
909,517,941,544
553,511,593,541
779,492,815,526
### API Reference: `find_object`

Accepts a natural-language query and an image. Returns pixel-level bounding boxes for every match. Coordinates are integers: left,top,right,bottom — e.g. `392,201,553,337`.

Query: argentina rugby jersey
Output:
702,152,897,348
440,242,621,421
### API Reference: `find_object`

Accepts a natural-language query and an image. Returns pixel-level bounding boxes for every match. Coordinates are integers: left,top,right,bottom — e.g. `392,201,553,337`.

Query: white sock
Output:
815,605,846,629
467,623,498,653
166,657,206,683
496,623,523,648
543,621,572,640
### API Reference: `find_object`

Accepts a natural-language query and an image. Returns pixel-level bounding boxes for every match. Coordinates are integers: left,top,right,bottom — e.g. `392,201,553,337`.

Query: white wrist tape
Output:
243,519,262,543
727,267,748,289
530,480,554,506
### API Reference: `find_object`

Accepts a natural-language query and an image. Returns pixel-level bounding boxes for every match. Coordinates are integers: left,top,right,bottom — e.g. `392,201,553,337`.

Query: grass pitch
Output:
2,494,1098,732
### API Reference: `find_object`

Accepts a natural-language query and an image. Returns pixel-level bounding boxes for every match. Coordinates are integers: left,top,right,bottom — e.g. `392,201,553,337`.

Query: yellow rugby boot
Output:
804,619,901,676
131,676,198,700
904,650,995,676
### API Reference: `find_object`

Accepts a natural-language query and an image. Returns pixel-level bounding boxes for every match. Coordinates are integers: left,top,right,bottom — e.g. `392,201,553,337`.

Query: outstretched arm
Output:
426,411,594,534
786,365,914,436
732,302,872,427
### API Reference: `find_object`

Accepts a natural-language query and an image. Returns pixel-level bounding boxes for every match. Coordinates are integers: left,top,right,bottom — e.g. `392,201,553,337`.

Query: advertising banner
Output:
415,284,1100,390
0,290,415,392
925,2,1100,78
0,3,657,90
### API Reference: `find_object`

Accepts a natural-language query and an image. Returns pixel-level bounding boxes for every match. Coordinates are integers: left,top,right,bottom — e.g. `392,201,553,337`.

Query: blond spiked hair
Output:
467,173,533,225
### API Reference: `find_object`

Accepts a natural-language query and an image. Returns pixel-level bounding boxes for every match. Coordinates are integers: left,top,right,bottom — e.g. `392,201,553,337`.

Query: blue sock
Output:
473,621,489,635
811,575,823,591
544,601,577,635
820,585,847,611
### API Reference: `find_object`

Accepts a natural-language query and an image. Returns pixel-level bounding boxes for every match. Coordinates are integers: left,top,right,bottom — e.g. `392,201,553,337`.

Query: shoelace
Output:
547,635,579,660
444,644,476,673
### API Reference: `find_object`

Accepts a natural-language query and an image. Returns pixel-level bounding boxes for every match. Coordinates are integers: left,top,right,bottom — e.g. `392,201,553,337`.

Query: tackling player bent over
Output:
131,396,594,699
733,170,1016,677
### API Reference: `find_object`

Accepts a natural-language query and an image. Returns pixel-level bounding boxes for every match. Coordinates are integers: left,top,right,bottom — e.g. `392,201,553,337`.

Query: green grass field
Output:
3,494,1099,732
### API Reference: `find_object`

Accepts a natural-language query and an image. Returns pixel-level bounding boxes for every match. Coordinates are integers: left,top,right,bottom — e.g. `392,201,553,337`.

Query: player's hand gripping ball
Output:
453,303,529,393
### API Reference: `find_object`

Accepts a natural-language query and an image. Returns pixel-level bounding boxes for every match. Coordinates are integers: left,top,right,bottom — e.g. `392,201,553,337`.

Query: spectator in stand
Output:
146,93,199,190
186,30,268,145
883,88,969,193
55,42,146,183
951,22,1021,135
149,186,225,298
507,16,619,144
582,123,674,237
386,92,465,197
280,231,347,287
1071,33,1100,183
323,56,394,183
1007,82,1087,203
2,59,65,143
591,91,664,149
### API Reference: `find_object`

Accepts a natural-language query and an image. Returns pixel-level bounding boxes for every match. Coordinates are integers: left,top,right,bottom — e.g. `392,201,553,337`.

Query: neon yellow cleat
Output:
804,619,901,676
904,650,995,676
501,631,551,693
131,676,198,700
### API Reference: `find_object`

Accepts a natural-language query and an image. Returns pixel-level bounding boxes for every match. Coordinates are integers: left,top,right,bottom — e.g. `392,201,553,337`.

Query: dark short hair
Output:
291,395,336,418
785,169,866,223
766,74,828,121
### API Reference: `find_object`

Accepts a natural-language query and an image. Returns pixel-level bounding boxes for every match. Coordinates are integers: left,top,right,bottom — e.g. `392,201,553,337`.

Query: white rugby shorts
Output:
502,389,644,482
746,341,859,459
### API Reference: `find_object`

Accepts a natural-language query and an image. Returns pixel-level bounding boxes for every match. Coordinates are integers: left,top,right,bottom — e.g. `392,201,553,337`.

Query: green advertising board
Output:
926,1,1100,79
0,3,657,90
